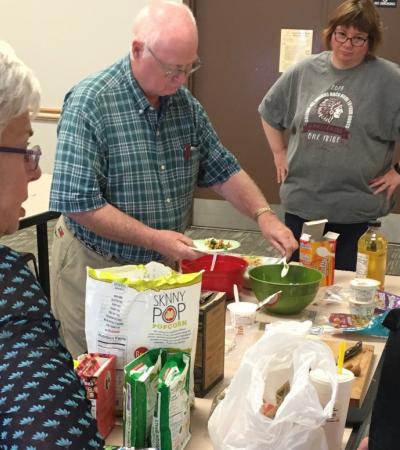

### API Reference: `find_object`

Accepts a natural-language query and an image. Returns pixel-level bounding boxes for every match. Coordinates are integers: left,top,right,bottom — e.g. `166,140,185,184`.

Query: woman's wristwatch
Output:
393,162,400,175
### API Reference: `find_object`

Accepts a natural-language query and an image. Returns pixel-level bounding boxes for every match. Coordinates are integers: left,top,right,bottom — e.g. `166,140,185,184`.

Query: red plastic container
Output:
181,254,248,299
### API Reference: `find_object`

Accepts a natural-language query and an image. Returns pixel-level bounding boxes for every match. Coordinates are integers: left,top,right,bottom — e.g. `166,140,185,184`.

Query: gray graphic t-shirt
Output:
259,51,400,223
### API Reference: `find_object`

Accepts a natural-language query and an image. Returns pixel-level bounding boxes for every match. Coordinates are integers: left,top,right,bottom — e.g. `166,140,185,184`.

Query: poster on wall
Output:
279,29,313,73
374,0,397,7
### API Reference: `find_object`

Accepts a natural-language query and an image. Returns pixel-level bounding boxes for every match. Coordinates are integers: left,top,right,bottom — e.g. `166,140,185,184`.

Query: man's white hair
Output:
0,41,41,137
132,1,197,49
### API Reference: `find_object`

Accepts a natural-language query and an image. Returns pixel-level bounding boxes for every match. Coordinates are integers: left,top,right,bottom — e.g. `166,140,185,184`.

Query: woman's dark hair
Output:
322,0,383,58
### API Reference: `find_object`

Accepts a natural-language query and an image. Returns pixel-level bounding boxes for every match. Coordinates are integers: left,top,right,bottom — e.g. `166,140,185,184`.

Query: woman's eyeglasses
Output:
333,31,368,47
0,145,41,171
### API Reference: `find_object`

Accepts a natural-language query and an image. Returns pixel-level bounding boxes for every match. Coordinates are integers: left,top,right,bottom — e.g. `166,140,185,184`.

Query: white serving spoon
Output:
233,283,240,303
279,256,290,278
210,253,218,271
256,290,282,310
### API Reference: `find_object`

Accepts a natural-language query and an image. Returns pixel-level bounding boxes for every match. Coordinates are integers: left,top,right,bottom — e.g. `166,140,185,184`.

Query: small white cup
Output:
227,302,257,328
310,368,354,450
348,298,375,318
350,278,380,304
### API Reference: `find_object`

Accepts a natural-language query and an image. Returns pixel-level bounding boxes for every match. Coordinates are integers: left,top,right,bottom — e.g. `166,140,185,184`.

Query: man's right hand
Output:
150,229,201,262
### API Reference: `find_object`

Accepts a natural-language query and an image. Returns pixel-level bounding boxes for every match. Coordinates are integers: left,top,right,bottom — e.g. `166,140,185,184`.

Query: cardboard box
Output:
194,291,226,397
300,219,339,287
76,353,116,438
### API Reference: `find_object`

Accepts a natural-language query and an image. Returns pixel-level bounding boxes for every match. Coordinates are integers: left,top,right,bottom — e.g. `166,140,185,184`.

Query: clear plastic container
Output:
356,220,387,289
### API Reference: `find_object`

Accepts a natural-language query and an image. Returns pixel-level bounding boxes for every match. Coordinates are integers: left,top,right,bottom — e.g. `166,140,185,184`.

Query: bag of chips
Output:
85,262,201,410
124,348,165,447
151,352,191,450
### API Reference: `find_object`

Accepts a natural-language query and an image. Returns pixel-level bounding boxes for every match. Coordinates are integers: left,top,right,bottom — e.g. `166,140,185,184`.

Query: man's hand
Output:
257,212,298,258
150,229,200,262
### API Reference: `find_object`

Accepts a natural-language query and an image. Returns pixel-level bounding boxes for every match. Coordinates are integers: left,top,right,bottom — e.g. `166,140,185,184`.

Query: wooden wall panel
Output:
190,0,400,212
190,0,326,202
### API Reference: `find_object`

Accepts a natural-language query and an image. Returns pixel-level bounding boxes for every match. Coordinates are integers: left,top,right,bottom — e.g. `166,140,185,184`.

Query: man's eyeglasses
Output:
147,46,202,79
333,31,368,47
0,145,41,171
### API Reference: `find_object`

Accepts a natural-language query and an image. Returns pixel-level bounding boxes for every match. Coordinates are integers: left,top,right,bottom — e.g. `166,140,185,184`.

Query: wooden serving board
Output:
323,339,374,407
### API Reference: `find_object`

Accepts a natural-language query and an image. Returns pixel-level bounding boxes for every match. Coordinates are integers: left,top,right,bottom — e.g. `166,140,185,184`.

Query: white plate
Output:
239,255,279,270
237,255,280,288
192,238,241,253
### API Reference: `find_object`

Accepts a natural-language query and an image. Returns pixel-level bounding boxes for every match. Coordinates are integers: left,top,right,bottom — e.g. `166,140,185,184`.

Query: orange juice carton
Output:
299,219,339,287
75,353,116,438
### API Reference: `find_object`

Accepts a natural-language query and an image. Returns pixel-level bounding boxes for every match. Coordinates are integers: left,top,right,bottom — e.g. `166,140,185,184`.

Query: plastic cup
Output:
227,302,257,328
310,368,354,450
350,278,380,303
348,298,375,318
226,302,258,357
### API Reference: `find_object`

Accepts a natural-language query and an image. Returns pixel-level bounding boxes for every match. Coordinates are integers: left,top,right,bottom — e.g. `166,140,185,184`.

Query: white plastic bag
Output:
208,320,337,450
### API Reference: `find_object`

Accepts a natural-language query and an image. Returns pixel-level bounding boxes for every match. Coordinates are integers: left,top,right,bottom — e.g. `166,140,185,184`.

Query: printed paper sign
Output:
279,29,313,73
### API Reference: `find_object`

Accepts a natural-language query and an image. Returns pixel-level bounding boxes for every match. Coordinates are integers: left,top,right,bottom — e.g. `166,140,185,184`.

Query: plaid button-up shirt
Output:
49,55,240,263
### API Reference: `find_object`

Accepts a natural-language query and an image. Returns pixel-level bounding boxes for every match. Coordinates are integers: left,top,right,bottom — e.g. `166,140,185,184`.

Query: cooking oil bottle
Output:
356,220,387,289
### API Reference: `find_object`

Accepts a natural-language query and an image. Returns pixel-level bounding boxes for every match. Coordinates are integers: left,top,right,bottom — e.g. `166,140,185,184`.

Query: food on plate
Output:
241,255,263,267
205,237,232,251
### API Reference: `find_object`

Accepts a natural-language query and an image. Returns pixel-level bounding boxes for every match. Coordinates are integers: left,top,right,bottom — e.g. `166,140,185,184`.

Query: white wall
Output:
1,0,181,173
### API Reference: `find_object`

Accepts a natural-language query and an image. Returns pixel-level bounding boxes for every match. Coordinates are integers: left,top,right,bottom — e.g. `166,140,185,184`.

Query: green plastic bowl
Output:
249,264,323,315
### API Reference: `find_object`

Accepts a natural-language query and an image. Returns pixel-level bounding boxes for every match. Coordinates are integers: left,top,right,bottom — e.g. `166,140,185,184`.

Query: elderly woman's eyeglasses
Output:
147,46,202,79
333,31,368,47
0,145,41,170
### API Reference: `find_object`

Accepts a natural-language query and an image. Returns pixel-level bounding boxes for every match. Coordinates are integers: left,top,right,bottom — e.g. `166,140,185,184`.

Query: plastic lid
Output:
368,220,381,227
310,367,354,384
350,278,380,288
227,301,257,314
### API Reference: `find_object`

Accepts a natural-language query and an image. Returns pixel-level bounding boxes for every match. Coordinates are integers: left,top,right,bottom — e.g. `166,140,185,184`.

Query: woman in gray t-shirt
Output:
259,0,400,270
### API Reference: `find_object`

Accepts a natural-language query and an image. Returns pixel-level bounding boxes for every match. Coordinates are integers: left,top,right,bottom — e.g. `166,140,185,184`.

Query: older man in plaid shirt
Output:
49,1,297,358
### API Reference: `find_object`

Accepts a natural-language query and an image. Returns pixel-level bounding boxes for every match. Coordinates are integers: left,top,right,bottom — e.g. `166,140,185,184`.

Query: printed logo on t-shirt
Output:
302,85,353,145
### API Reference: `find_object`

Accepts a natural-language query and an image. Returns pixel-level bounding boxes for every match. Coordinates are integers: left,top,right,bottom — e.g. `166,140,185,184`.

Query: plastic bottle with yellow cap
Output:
356,220,387,289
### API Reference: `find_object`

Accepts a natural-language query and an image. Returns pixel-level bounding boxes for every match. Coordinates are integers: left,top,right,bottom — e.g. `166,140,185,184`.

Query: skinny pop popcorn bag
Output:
85,262,201,410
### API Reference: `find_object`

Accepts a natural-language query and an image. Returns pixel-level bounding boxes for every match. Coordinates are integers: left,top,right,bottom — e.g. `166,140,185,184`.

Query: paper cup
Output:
350,278,380,303
227,302,257,327
310,368,354,450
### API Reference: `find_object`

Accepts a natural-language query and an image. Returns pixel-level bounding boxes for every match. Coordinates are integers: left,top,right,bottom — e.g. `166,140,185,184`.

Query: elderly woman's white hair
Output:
0,41,41,137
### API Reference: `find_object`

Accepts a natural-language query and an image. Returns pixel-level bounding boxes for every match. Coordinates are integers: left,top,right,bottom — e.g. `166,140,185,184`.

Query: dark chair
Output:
367,309,400,450
19,251,39,279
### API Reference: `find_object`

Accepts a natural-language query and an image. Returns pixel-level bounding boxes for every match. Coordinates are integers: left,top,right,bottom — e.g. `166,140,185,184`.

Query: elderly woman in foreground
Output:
0,41,103,448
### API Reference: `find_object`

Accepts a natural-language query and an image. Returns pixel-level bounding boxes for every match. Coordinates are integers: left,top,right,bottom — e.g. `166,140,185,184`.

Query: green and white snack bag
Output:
85,262,201,410
124,348,165,448
151,352,191,450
